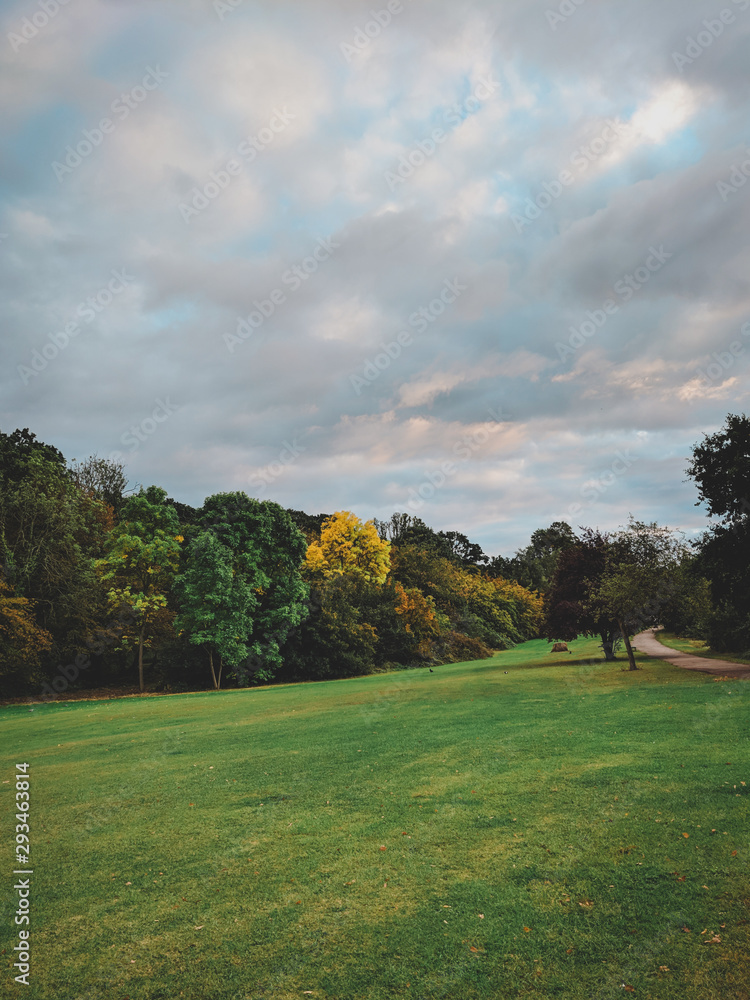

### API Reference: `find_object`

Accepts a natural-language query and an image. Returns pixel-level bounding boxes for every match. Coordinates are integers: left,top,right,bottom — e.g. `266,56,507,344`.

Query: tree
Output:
687,413,750,524
305,511,391,585
393,581,443,660
197,493,309,683
95,487,182,691
488,522,577,593
69,455,130,512
0,438,112,671
0,427,66,484
586,520,689,670
174,531,255,689
687,414,750,653
0,577,53,691
546,529,620,661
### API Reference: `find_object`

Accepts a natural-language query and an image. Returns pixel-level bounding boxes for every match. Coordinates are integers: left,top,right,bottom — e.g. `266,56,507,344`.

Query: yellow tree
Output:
393,582,443,659
305,511,390,584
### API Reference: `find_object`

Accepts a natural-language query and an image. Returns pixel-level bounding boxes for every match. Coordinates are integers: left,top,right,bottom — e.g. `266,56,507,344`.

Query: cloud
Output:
0,0,748,554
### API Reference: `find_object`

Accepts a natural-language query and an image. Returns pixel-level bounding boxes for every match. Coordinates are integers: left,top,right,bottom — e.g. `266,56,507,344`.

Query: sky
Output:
1,0,749,557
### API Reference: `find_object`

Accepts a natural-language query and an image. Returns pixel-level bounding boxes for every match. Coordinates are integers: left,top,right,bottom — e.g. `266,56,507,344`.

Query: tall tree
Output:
174,531,255,689
95,487,182,691
687,413,750,652
0,435,111,670
197,493,309,683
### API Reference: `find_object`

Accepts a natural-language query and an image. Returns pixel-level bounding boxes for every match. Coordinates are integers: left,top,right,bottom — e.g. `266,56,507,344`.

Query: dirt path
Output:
633,628,750,678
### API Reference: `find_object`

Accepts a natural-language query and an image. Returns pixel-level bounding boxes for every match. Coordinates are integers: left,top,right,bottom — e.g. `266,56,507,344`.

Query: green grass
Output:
1,638,749,1000
656,631,750,667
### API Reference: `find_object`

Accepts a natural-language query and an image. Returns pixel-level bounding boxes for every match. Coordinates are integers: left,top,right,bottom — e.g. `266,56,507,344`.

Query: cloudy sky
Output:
2,0,749,556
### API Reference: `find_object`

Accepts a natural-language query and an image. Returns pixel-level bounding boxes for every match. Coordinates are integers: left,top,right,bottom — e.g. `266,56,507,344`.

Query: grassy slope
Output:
0,638,748,1000
656,631,750,667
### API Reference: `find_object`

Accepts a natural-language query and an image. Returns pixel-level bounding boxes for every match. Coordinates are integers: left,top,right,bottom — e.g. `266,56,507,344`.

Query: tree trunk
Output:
618,620,638,671
208,649,219,690
217,654,223,691
138,623,145,692
601,633,617,661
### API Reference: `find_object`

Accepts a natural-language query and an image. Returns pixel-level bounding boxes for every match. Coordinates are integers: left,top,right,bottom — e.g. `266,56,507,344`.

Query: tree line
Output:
0,430,542,697
0,413,747,698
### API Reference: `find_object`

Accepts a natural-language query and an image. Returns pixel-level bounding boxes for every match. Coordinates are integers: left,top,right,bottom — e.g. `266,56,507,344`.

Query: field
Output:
1,638,749,1000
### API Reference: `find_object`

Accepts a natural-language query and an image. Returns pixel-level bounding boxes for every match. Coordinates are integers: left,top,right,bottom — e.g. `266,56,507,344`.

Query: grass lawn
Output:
656,631,750,668
1,638,749,1000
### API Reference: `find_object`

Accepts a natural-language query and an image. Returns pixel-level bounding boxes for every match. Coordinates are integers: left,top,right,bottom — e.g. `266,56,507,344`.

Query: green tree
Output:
545,529,620,661
488,522,577,593
95,487,182,691
197,493,309,683
174,531,255,689
687,413,750,653
586,521,688,670
0,434,111,675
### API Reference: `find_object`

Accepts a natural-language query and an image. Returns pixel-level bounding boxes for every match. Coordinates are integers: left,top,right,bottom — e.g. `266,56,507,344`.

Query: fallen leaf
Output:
523,926,531,932
379,846,387,851
470,946,478,952
732,850,738,857
659,966,670,972
682,833,689,839
194,925,204,930
623,986,635,993
478,914,484,919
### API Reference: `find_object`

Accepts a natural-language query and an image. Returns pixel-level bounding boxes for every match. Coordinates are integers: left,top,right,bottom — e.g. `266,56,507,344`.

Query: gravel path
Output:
633,628,750,678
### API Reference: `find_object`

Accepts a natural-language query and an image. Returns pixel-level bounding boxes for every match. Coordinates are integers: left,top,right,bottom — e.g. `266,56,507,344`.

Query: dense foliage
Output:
0,430,542,697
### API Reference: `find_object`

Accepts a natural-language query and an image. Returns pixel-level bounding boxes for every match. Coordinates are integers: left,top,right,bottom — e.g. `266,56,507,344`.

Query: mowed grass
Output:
1,639,749,1000
657,631,750,667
